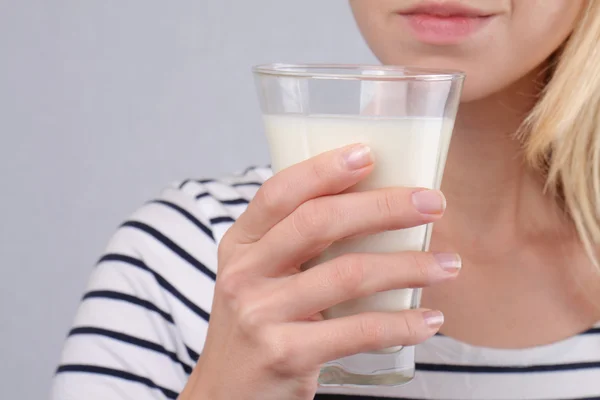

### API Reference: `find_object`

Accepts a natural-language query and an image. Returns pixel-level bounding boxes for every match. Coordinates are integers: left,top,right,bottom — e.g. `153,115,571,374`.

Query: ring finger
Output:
270,251,461,321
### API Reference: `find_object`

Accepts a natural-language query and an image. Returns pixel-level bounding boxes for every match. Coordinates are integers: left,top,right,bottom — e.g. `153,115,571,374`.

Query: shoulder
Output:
94,165,273,324
97,166,272,315
172,165,272,243
51,166,272,399
96,164,271,355
115,165,272,256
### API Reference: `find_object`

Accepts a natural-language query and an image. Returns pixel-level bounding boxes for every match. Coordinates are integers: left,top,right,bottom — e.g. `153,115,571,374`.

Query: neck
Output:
436,67,574,260
426,66,600,345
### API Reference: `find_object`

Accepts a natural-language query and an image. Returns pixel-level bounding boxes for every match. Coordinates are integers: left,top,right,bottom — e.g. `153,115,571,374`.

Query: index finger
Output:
230,144,373,244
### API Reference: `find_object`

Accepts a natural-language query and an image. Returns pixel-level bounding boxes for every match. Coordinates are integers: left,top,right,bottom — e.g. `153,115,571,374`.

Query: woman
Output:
51,1,600,399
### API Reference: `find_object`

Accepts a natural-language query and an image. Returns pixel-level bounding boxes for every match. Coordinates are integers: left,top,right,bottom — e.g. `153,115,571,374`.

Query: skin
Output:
181,1,600,399
349,0,600,348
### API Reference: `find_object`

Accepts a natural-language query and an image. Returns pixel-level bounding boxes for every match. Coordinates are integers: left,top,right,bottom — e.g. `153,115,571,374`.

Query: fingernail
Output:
433,253,462,272
412,190,446,215
423,310,445,328
343,144,373,170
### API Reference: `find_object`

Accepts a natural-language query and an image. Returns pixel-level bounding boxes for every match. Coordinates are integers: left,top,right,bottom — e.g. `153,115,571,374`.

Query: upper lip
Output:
398,1,495,17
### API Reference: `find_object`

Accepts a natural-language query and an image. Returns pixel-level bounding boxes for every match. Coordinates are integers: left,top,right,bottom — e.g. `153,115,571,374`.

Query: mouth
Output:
397,2,497,45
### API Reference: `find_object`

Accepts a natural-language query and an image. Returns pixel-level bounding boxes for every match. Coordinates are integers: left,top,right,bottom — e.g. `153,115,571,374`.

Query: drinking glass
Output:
253,64,464,386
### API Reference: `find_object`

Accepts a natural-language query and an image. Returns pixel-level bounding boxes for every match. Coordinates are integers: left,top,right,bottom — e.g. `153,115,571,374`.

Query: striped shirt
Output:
51,167,600,400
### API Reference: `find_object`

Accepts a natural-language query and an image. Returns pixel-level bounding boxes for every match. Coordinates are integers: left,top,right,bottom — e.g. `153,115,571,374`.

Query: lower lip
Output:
400,13,492,45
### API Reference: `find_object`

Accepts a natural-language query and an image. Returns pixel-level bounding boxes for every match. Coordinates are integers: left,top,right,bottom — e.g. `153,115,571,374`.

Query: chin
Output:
458,67,543,104
458,79,500,103
381,55,512,103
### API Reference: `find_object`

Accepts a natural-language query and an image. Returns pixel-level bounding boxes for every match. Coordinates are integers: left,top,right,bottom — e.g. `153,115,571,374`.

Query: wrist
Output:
179,360,219,400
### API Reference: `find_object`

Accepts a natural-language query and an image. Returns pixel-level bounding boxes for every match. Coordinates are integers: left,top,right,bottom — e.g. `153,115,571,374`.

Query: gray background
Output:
0,0,376,398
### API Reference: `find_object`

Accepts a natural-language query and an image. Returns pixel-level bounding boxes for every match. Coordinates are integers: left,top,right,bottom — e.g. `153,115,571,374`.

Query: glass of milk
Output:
253,64,464,387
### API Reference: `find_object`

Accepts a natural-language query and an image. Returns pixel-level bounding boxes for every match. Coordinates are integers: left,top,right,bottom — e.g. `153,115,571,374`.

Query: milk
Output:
264,114,453,324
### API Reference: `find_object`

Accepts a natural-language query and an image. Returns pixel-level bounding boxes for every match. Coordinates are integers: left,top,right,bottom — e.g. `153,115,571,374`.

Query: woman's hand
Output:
179,144,460,400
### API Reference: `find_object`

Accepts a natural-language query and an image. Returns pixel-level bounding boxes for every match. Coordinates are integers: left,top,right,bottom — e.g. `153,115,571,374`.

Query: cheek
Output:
509,1,581,64
464,0,583,100
459,2,582,100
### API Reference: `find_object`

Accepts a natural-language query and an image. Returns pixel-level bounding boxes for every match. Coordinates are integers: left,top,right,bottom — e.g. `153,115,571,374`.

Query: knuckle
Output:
217,232,235,262
262,329,303,374
291,200,326,240
376,190,399,219
331,255,365,293
256,179,287,215
401,314,420,343
310,158,335,182
359,317,388,348
216,270,246,304
408,252,432,284
237,301,268,336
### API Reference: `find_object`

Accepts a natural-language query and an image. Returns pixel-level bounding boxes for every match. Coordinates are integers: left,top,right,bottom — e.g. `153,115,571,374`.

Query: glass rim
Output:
252,63,465,81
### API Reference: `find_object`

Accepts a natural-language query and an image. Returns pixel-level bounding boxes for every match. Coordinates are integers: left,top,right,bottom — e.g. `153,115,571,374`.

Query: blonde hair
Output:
521,0,600,266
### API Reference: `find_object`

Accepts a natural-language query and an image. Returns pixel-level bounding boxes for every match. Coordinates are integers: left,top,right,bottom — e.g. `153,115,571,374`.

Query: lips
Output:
397,2,496,45
399,1,494,18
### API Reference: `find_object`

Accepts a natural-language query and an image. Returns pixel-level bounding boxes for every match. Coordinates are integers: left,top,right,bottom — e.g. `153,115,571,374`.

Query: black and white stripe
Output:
52,167,600,400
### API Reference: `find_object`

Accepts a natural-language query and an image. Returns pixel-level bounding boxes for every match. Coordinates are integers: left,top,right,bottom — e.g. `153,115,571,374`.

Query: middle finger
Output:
252,187,446,275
